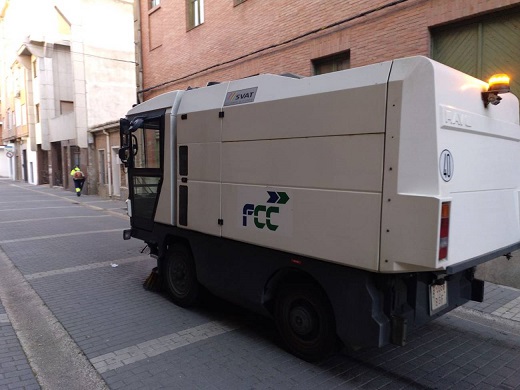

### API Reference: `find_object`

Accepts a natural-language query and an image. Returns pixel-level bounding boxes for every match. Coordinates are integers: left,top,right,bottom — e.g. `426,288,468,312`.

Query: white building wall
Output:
49,112,76,142
40,55,56,151
53,45,74,111
81,0,136,127
0,147,11,177
57,0,136,148
26,143,37,184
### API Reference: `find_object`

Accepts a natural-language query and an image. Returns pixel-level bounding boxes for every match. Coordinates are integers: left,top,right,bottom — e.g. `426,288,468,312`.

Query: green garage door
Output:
432,9,520,99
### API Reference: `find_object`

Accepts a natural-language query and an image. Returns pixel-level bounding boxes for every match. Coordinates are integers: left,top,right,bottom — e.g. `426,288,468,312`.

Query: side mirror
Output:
118,147,130,166
120,118,130,134
118,134,139,167
129,118,144,132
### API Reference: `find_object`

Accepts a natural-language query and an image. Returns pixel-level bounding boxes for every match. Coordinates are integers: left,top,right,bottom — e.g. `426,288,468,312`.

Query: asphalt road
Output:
1,180,520,389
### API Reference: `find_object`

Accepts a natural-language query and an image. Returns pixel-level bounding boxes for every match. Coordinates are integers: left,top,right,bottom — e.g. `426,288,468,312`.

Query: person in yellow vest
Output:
70,166,85,197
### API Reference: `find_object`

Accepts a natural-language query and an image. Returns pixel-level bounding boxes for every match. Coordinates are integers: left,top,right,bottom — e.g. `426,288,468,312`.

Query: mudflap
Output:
471,278,485,302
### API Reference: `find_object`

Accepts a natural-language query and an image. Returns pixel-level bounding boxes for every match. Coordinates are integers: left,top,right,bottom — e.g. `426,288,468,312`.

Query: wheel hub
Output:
171,262,188,293
289,306,314,337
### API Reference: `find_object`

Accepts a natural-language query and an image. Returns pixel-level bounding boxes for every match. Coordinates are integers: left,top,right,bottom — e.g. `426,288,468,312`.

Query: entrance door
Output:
22,149,28,182
111,147,121,197
127,115,163,231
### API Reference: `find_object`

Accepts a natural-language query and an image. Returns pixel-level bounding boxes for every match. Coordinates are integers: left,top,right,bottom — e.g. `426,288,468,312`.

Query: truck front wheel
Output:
163,244,199,308
275,284,338,361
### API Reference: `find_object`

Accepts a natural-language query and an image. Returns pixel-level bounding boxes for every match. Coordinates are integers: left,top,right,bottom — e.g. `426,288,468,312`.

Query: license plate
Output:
430,283,448,314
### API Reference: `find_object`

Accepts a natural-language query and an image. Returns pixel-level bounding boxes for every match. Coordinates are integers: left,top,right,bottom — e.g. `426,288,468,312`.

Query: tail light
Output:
439,202,450,261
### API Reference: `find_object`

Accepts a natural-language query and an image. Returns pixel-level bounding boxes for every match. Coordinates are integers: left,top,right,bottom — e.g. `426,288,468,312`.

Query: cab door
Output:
126,114,164,231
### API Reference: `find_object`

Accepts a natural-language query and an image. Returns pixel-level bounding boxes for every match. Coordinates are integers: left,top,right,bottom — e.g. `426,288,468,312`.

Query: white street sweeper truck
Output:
119,56,520,361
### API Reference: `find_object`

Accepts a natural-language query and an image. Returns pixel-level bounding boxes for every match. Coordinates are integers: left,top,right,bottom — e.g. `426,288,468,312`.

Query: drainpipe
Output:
102,130,112,198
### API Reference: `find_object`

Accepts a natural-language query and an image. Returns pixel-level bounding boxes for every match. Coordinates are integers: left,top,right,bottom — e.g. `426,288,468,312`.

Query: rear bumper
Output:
446,241,520,274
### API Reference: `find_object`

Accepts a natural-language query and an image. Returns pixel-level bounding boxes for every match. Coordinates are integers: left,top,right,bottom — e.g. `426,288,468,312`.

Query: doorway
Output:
22,149,28,182
111,147,121,197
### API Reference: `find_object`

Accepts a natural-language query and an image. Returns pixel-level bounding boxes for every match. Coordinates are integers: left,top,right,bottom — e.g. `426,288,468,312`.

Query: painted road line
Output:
0,215,111,224
0,199,66,204
0,206,79,212
80,200,122,204
0,229,122,244
91,320,240,373
5,183,129,220
25,256,152,280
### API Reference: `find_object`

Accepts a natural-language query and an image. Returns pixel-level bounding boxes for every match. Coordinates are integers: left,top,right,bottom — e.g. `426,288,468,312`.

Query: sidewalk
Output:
0,300,40,389
464,282,520,322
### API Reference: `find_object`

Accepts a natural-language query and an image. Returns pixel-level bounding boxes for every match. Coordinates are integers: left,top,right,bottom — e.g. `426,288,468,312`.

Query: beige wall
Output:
92,125,128,199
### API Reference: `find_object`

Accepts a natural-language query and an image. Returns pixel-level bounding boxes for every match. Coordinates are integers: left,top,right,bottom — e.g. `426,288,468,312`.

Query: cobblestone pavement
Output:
1,180,520,389
0,301,40,390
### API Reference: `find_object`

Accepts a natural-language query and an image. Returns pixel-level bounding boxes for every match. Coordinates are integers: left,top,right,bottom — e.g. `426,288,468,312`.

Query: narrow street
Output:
1,180,520,389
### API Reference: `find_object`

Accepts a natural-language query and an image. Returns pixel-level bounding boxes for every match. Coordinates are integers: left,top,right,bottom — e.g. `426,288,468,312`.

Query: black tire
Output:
275,284,339,361
163,244,199,307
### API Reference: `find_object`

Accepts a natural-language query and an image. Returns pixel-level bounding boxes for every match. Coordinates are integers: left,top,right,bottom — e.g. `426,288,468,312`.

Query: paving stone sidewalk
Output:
465,282,520,322
0,302,40,390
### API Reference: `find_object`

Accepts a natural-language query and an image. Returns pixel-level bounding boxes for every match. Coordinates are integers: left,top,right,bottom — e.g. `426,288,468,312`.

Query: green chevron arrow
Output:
277,192,289,204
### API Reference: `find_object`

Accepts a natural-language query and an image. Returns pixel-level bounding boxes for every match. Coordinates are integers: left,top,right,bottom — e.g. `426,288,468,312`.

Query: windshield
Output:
132,117,161,169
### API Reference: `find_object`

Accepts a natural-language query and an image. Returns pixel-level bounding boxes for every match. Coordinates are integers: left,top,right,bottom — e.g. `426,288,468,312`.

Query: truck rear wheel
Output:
163,244,199,307
274,284,338,361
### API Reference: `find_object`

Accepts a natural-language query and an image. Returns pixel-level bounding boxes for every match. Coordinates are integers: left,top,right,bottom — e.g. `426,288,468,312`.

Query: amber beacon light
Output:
482,73,511,107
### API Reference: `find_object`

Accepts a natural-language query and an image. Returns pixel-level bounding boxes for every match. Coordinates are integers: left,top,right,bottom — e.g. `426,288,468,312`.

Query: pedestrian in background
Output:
70,166,85,197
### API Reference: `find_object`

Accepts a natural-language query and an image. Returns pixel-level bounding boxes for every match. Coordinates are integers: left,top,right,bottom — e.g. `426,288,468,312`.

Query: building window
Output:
32,58,38,79
60,101,74,115
187,0,204,30
35,104,40,123
147,0,161,48
312,51,350,75
98,150,106,185
21,104,27,126
15,100,21,127
234,0,247,5
14,66,22,97
6,109,11,130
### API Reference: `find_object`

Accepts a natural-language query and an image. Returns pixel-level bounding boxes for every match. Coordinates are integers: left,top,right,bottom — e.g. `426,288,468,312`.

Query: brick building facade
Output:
137,0,520,101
